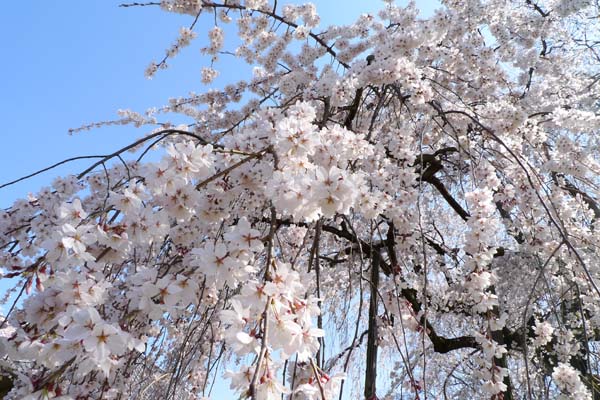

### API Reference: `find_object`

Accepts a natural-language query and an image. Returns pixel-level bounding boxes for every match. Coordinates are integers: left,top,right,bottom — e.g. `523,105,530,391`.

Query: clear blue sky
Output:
0,1,438,397
0,1,203,207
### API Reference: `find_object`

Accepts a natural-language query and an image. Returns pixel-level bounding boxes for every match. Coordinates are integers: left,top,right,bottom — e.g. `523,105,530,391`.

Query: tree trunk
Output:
364,253,380,400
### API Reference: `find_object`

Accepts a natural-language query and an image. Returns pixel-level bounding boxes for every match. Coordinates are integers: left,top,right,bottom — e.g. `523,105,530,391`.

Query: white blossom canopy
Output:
1,0,600,399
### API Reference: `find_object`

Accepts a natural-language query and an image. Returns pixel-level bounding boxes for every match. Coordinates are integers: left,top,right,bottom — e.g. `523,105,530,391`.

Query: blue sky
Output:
0,1,438,397
1,1,200,207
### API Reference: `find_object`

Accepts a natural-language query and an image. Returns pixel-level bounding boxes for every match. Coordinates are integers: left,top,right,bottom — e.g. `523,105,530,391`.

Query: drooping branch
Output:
201,1,350,69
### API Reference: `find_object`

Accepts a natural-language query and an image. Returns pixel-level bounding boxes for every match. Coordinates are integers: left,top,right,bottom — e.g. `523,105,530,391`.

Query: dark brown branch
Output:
77,129,210,179
344,87,364,130
0,155,105,190
364,252,380,400
119,1,160,6
276,218,481,354
400,285,478,353
425,175,470,222
413,146,469,222
525,0,550,17
562,180,600,220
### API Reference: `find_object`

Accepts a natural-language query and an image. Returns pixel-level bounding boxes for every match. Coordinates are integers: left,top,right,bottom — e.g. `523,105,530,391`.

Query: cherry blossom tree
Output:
1,0,600,399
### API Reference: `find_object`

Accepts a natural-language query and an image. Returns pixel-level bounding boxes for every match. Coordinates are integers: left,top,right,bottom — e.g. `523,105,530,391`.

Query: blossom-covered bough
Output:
2,0,600,398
